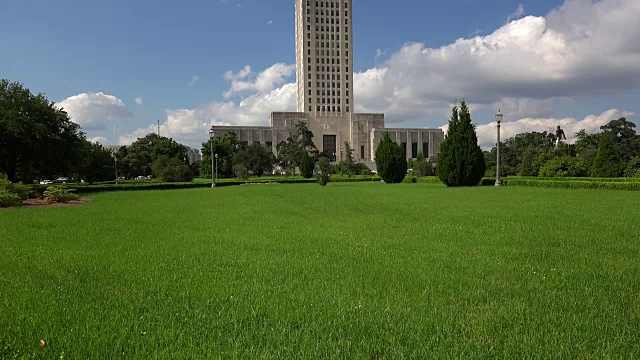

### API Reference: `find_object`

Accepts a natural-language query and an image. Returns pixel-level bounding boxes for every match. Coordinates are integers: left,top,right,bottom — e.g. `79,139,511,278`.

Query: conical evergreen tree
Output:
591,132,621,177
437,101,486,187
375,132,407,183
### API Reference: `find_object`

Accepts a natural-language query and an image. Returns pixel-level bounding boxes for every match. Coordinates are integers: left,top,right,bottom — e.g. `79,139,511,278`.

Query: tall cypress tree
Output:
437,101,486,187
591,132,621,177
375,132,407,183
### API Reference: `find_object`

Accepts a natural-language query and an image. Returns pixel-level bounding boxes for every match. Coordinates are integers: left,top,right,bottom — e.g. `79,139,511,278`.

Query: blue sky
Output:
2,0,639,148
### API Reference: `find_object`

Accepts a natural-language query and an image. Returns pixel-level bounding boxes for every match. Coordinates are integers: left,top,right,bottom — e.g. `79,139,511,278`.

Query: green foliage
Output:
233,164,249,180
600,117,640,162
412,152,432,177
0,79,85,183
0,189,22,208
299,150,315,178
591,132,622,178
343,141,355,177
624,156,640,178
276,122,319,170
43,186,80,203
375,132,407,184
125,133,189,177
79,141,116,183
233,144,273,177
315,157,331,186
0,178,31,200
538,156,589,177
506,178,640,191
151,156,194,182
201,131,245,179
437,101,486,187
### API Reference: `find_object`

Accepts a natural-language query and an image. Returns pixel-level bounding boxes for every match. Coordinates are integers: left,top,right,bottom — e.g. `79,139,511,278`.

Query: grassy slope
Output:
1,183,639,358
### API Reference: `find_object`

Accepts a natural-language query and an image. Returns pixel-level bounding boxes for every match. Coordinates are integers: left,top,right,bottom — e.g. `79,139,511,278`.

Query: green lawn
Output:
1,183,639,358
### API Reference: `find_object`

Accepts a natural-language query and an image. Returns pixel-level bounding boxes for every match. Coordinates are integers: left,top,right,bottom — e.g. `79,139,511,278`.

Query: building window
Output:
411,143,418,159
423,142,429,158
360,145,365,159
401,143,407,157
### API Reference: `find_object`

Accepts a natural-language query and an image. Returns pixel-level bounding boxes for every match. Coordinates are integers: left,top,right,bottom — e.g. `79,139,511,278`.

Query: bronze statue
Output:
555,125,566,146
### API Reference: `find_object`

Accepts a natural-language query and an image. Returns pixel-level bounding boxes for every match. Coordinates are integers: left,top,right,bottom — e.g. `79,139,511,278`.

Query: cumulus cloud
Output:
354,0,640,124
57,92,132,131
506,4,526,24
119,0,640,148
474,109,635,149
87,136,110,145
223,63,295,98
135,97,143,105
119,83,297,146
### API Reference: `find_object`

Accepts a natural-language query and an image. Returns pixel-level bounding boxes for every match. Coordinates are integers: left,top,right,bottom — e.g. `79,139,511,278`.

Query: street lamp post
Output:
495,110,503,187
215,154,218,181
209,130,216,188
115,157,118,185
340,146,344,177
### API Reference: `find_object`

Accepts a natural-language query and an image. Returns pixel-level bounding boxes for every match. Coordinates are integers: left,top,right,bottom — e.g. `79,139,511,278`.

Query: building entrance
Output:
323,135,337,161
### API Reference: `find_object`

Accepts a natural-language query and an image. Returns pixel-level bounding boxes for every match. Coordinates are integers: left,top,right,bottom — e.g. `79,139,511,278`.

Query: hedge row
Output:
506,176,640,183
505,178,640,191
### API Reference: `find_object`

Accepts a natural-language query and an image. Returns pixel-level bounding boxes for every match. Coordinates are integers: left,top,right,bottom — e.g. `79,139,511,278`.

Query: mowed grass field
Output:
1,183,639,358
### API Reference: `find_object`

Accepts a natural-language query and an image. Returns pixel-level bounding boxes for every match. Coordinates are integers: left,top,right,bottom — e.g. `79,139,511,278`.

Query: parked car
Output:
135,176,146,180
116,177,126,181
39,180,52,185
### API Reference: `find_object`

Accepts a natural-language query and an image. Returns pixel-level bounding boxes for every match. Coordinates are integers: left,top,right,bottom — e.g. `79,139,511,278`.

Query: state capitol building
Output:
211,0,444,166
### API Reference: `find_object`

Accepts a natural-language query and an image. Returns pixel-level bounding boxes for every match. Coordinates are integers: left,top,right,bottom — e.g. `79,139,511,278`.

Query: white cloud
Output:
135,97,143,105
118,0,640,148
474,109,635,149
354,0,640,124
190,75,200,86
506,4,526,24
223,63,295,98
87,136,110,145
57,92,132,131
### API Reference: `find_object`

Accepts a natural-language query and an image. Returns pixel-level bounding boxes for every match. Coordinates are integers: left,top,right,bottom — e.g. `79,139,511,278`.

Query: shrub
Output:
591,132,622,178
539,156,589,177
233,164,249,180
315,157,331,186
299,151,315,178
624,156,640,178
437,101,486,187
375,132,407,184
43,186,80,203
506,179,640,191
151,156,194,182
0,179,32,201
413,153,433,177
0,190,22,208
402,176,418,183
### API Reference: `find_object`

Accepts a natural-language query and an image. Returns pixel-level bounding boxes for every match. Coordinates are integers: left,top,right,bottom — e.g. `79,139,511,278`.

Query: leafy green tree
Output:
591,132,622,178
437,101,485,187
0,79,85,182
600,117,640,162
232,144,273,176
413,152,432,177
233,164,249,180
276,122,319,171
201,131,245,179
624,156,640,178
78,141,116,183
539,156,589,177
375,132,407,184
299,150,315,178
342,141,355,177
151,156,193,182
125,133,188,177
315,157,331,186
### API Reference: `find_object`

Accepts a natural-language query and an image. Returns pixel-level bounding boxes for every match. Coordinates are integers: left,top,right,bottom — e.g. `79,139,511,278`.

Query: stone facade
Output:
211,0,444,166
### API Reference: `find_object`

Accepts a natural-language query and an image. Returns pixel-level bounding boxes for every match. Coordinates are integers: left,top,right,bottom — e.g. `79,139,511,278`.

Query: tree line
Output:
1,80,195,183
484,117,640,178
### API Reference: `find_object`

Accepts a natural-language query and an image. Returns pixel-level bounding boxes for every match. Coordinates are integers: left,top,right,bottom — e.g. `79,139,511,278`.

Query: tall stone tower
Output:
211,1,445,165
295,0,354,115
